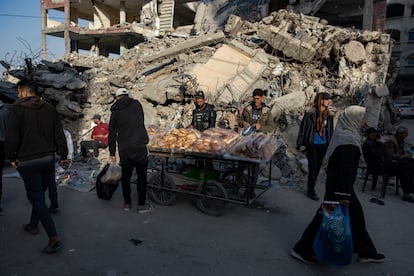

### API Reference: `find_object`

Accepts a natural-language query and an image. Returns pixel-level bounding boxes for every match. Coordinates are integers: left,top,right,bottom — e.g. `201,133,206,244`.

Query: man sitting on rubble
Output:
362,127,414,203
80,114,109,162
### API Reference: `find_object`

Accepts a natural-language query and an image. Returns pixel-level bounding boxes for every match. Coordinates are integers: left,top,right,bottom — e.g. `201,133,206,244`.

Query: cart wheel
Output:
195,182,227,216
220,170,248,197
148,172,177,206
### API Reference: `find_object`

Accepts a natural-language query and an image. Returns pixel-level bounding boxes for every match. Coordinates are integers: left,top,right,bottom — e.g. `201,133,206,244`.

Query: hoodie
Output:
5,96,68,162
108,96,149,157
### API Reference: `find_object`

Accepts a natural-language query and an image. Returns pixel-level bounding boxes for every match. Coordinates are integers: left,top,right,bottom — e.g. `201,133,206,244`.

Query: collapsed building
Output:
0,6,397,181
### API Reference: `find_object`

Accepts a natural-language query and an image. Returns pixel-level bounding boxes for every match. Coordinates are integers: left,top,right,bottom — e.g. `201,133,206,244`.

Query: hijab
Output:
324,105,366,163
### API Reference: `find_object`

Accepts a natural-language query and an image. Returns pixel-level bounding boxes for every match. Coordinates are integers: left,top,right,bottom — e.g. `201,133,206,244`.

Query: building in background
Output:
384,0,414,99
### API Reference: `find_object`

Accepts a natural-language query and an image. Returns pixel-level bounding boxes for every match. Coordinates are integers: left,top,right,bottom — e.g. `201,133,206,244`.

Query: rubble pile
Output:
0,9,394,181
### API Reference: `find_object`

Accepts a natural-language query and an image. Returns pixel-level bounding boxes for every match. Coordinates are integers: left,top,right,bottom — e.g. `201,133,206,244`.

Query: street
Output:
1,149,414,276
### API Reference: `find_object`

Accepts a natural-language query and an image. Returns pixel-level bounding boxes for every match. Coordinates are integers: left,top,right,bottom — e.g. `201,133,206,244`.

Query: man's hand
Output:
60,159,71,169
10,161,18,168
109,156,116,163
255,123,261,130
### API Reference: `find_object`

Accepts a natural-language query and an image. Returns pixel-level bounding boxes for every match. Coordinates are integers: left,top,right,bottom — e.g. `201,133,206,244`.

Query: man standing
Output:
108,88,152,213
191,90,216,131
0,99,8,215
240,88,274,198
5,79,69,254
80,114,108,162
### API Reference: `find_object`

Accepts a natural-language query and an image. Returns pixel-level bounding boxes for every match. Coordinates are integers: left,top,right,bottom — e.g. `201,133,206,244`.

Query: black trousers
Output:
120,146,149,205
80,140,106,157
293,190,378,258
306,143,328,194
17,156,58,238
384,159,414,195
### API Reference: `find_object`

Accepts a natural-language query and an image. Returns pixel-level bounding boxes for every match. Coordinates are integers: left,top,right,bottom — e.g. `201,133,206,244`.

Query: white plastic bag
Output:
100,163,122,185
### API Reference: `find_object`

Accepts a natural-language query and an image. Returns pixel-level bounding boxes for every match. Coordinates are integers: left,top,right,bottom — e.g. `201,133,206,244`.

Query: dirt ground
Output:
1,156,414,276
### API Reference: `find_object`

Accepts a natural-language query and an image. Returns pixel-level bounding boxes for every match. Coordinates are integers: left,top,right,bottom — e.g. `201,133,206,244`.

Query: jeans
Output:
306,143,328,194
48,170,58,209
80,140,107,157
17,155,58,238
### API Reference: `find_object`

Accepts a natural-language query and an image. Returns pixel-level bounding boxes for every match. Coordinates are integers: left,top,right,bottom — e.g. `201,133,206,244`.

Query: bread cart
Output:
146,128,280,216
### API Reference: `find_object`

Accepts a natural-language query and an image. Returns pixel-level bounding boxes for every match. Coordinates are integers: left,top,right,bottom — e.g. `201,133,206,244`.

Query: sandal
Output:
23,224,39,235
42,240,62,254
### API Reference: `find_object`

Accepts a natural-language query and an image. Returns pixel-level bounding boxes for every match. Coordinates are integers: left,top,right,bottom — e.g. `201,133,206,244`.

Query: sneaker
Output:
123,204,131,211
307,192,320,201
137,203,153,214
359,253,386,263
290,249,317,264
402,194,414,203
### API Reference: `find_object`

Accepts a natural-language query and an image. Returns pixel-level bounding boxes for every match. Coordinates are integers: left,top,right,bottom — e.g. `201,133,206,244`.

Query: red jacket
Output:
91,122,109,146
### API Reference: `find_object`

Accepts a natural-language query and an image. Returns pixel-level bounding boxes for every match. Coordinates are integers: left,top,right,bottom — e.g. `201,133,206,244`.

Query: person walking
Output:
291,105,386,265
5,79,69,254
108,88,152,213
296,92,334,201
0,99,9,215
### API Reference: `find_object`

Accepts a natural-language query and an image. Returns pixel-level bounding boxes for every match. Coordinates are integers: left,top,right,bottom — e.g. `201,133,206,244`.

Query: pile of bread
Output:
226,133,278,160
147,126,240,154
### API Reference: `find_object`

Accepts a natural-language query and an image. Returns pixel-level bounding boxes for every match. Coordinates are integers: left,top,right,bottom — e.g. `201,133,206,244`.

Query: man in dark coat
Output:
108,88,152,213
5,79,69,254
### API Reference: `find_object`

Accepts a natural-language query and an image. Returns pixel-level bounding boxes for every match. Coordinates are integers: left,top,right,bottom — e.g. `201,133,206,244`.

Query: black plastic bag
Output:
96,163,119,200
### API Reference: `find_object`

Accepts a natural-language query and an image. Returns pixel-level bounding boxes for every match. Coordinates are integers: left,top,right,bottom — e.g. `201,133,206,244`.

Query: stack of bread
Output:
148,127,201,150
147,127,240,155
226,133,278,160
187,127,240,154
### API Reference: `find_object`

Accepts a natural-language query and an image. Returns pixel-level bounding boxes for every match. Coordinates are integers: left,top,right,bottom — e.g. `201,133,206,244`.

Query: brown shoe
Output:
23,224,39,235
42,239,62,254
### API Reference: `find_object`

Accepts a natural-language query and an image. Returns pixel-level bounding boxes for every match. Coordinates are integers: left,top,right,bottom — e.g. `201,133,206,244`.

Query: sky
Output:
0,0,66,71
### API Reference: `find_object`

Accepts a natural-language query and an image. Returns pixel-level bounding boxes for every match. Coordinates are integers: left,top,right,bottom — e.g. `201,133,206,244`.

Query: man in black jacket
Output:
108,88,152,213
191,90,216,131
5,79,69,254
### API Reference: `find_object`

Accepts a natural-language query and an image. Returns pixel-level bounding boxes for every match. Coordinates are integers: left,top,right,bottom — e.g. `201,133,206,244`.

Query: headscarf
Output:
324,105,366,163
314,93,329,137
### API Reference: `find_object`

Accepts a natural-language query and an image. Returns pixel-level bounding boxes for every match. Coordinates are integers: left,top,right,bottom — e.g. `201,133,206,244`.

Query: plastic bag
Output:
312,204,353,266
96,164,119,200
100,163,122,185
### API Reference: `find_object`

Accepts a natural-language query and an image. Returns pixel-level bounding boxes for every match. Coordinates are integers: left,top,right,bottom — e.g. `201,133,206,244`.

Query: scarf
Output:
324,105,366,163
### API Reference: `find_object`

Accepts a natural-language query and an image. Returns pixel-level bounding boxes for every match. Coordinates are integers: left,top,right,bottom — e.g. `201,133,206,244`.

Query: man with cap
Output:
108,88,152,213
296,92,334,201
191,90,216,131
362,127,414,203
80,114,109,162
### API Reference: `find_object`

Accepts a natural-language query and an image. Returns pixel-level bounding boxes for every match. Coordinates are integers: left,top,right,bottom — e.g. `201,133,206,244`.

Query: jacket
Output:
91,122,109,145
108,96,149,156
383,135,405,160
0,100,8,142
241,103,274,134
5,96,68,162
296,108,334,149
191,104,216,131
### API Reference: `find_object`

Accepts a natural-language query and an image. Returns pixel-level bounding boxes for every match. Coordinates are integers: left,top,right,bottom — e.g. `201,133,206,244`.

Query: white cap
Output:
115,88,128,97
